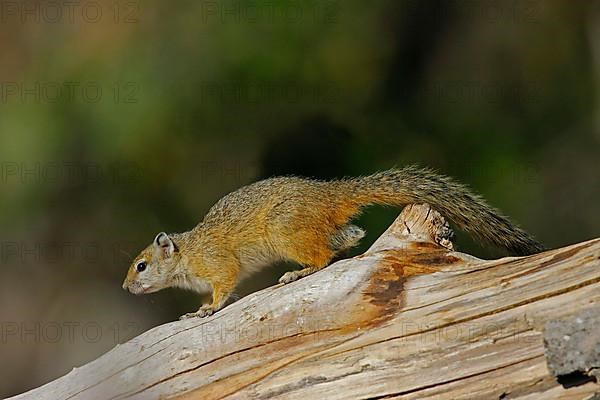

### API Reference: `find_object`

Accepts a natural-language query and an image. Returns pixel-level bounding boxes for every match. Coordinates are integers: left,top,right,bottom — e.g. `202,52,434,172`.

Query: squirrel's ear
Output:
154,232,178,259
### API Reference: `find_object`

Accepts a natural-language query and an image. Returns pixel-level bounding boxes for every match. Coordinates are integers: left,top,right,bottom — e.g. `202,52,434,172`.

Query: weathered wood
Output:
10,204,600,400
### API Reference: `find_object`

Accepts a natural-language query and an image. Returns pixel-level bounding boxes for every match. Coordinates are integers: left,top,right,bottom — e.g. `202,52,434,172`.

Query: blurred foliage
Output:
0,0,599,396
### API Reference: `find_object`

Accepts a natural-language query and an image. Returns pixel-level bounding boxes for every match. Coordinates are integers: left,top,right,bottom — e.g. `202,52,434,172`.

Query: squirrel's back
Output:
201,167,543,256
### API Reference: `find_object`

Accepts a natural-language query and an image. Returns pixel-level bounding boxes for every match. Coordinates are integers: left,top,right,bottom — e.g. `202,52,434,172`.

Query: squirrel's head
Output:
122,232,182,295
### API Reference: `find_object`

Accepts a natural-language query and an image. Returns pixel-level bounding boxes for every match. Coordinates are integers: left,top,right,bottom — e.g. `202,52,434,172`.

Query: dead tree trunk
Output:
10,204,600,400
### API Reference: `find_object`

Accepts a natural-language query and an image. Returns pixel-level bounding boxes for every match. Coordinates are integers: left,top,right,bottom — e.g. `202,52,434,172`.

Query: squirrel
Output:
122,166,544,319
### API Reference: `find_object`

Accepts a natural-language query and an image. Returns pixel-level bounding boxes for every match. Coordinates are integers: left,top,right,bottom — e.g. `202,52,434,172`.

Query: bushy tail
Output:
346,167,543,255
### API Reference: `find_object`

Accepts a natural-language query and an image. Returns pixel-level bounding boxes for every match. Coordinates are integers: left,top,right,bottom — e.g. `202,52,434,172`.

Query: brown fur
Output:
122,166,543,319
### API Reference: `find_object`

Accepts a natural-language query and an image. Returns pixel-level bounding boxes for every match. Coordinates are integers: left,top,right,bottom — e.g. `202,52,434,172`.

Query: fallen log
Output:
10,204,600,399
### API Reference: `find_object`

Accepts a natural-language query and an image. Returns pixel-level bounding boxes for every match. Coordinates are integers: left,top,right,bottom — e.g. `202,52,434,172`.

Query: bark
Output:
10,204,600,400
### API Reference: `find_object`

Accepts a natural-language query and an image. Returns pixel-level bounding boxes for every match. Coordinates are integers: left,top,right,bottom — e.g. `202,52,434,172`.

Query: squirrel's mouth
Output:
123,279,162,295
141,285,160,294
125,281,152,295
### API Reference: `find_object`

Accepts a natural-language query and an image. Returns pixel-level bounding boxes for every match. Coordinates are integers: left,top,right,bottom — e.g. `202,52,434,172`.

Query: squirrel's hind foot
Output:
279,266,320,284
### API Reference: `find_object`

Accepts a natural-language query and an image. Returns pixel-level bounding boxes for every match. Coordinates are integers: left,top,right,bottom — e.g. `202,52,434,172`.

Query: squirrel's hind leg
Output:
278,225,365,284
278,240,333,284
279,266,321,284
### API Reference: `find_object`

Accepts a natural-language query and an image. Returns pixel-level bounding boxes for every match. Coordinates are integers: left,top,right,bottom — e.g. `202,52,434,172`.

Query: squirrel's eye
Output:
136,261,147,272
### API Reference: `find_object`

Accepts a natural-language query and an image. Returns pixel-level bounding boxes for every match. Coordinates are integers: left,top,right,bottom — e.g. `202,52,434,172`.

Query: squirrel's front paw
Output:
179,305,215,320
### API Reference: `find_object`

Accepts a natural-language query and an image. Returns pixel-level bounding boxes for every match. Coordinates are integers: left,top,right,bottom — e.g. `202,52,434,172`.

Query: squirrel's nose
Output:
122,280,129,291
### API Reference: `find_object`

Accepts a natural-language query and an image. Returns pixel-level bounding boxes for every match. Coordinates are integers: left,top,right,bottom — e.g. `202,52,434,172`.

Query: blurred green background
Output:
1,0,599,396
